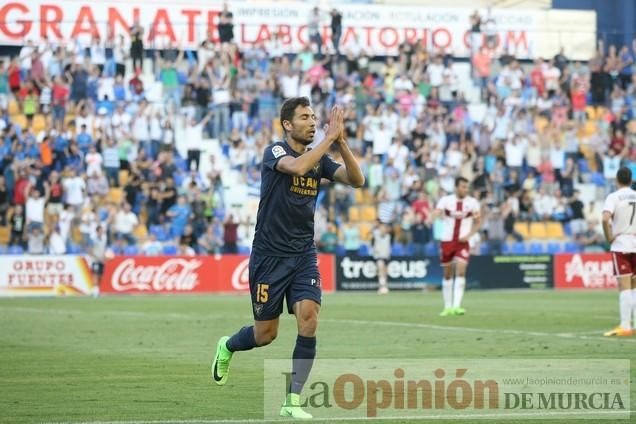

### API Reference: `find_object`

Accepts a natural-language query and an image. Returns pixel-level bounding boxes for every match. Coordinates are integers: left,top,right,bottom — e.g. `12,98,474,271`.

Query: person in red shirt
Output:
471,47,491,99
51,76,69,131
13,168,30,206
530,58,546,97
8,58,20,95
223,213,239,254
411,191,430,222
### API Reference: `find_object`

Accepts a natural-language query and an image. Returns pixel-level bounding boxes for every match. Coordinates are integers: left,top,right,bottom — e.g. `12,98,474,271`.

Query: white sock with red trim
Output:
619,290,631,330
453,277,466,308
442,279,453,309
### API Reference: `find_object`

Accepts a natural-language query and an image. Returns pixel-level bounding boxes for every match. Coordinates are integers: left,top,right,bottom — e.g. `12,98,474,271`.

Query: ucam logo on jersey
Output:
554,254,618,290
101,254,336,294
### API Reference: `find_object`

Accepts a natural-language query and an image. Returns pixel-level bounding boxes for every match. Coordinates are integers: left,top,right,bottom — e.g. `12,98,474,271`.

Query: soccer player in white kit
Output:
430,177,481,316
602,167,636,336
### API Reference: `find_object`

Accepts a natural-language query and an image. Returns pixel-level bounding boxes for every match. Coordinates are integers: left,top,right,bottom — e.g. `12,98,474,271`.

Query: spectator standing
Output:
330,9,342,56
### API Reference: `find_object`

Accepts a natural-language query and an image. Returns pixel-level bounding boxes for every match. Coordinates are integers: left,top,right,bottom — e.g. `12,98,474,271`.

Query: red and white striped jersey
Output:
436,195,480,242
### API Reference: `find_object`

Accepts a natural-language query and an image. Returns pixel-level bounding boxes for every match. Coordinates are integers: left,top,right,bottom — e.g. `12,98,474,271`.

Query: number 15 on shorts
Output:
256,283,269,303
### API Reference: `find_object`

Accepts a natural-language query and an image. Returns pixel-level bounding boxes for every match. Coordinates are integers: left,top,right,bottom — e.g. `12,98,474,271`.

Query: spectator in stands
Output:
318,223,338,253
112,202,138,245
308,7,323,57
219,3,235,43
180,224,197,252
576,219,605,252
8,204,25,248
223,213,239,254
130,19,144,72
48,225,66,255
330,8,343,56
25,186,47,231
198,224,223,255
27,225,46,254
167,195,192,238
183,111,213,172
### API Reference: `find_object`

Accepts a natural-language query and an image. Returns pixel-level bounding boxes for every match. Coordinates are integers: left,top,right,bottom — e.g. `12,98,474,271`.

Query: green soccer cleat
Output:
453,307,466,316
440,307,454,317
211,336,233,385
280,393,313,419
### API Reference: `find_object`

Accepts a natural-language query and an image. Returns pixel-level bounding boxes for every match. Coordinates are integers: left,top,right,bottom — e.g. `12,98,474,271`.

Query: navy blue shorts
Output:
249,252,322,321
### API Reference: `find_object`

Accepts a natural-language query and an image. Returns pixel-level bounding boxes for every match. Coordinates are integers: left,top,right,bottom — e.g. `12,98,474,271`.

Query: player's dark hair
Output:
616,167,633,186
280,96,311,133
455,176,469,187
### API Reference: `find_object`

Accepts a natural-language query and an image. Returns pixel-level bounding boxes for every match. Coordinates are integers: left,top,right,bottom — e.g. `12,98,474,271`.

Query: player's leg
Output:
453,259,468,315
212,255,287,385
280,255,322,419
377,259,389,294
604,252,633,336
440,241,454,316
440,261,454,316
632,273,636,330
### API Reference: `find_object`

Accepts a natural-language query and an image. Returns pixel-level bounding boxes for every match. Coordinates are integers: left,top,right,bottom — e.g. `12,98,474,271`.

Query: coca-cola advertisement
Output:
100,254,335,294
0,255,94,297
554,253,618,290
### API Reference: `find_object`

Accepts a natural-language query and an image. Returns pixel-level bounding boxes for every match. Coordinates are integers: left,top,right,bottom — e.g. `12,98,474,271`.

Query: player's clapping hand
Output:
324,106,344,143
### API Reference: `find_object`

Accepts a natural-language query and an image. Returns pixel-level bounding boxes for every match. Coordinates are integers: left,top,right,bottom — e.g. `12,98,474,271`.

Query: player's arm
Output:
275,107,344,177
459,210,482,243
332,130,365,188
602,211,616,244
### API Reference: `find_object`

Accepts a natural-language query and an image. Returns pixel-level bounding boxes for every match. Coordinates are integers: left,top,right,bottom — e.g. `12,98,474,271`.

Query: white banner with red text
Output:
100,254,336,294
0,1,596,59
0,255,94,297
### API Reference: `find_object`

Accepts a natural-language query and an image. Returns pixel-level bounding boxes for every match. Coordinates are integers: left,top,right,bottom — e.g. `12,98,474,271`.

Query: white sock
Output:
442,279,453,309
379,276,387,287
619,290,632,330
632,289,636,328
453,277,466,308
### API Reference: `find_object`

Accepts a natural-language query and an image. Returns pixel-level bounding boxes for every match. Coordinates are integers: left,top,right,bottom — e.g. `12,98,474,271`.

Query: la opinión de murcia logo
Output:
564,255,616,288
111,258,202,291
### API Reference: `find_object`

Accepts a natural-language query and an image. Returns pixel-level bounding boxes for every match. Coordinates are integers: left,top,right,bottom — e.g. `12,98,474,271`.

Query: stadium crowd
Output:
0,7,632,259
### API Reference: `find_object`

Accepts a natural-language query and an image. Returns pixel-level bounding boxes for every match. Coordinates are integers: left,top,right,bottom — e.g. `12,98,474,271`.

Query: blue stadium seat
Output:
563,222,572,237
335,245,345,256
424,242,437,257
391,243,405,256
0,245,7,255
405,244,415,256
238,245,251,255
8,245,24,254
358,244,369,256
547,242,562,254
529,242,545,254
502,242,514,255
564,242,580,253
67,244,82,254
162,245,178,255
512,242,526,255
124,245,139,255
479,244,490,255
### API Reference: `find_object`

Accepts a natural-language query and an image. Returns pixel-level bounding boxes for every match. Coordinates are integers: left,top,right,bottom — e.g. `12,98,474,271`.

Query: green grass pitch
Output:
0,290,634,423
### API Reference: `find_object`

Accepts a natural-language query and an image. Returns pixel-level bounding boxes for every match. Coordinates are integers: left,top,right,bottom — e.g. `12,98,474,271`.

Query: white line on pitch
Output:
43,409,634,424
319,318,636,343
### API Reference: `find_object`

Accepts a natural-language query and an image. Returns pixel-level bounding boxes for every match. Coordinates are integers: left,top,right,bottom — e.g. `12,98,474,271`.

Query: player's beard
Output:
291,129,315,146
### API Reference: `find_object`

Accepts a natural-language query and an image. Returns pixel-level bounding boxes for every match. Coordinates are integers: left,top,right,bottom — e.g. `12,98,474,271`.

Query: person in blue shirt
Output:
211,98,365,419
166,195,192,238
76,124,93,155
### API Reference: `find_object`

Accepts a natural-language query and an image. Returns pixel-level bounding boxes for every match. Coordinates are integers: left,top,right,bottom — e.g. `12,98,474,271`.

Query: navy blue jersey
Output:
252,141,341,256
